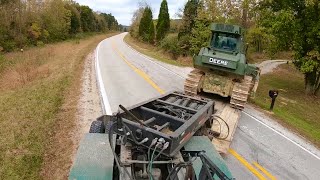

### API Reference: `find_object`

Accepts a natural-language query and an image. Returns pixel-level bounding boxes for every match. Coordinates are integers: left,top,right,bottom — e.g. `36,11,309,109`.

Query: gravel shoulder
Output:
76,52,102,136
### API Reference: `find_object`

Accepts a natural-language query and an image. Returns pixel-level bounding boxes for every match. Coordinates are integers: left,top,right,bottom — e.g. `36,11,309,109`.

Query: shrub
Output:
1,40,16,52
36,41,45,47
160,34,181,59
0,54,7,72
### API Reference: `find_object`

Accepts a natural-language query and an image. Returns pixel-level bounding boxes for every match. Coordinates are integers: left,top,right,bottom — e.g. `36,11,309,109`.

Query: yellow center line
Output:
253,162,277,180
112,40,275,180
111,41,165,95
229,149,267,180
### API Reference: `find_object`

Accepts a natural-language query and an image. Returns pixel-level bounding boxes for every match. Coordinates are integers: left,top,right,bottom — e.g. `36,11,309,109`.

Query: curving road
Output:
96,33,320,180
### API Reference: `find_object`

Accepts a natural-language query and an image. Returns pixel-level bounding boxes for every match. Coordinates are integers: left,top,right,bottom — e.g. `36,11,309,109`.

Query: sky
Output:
74,0,188,26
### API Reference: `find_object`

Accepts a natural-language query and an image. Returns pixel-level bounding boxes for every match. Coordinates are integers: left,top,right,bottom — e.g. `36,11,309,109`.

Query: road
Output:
96,33,320,180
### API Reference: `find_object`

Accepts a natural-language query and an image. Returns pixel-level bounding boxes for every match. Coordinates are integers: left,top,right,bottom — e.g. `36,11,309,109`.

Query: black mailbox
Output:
269,90,279,99
269,90,279,110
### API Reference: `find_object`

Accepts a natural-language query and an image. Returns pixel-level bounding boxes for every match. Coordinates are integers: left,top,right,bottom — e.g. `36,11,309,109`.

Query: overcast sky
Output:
74,0,187,26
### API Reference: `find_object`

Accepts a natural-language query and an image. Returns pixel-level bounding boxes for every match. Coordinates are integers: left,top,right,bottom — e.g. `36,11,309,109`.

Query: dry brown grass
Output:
124,34,193,67
0,32,119,180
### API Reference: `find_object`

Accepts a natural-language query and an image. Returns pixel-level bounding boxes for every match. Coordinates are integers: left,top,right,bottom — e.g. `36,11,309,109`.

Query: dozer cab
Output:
184,23,260,109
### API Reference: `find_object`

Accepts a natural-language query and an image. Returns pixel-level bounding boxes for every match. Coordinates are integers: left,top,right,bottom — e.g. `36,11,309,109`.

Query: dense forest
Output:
130,0,320,95
0,0,120,52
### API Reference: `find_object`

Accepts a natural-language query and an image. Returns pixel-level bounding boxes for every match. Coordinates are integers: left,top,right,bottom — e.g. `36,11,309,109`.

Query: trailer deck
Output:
109,92,214,157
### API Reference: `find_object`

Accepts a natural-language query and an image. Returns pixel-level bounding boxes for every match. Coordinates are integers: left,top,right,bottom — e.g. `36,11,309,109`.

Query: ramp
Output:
211,105,241,154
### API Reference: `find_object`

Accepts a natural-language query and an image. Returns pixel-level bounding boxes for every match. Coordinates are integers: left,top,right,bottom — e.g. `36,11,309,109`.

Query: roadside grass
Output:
124,34,193,67
251,63,320,147
125,34,293,66
0,32,118,179
248,51,293,64
125,34,319,147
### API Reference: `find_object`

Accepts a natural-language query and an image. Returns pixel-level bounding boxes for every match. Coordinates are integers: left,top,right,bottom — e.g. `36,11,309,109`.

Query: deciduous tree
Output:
261,0,320,95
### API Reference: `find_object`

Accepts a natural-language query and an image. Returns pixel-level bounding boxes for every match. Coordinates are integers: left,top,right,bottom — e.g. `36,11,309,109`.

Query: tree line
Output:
130,0,320,96
130,0,170,44
0,0,120,52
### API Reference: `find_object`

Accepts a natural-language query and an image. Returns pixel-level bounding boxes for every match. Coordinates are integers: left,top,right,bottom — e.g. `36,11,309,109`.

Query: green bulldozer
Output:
184,23,260,109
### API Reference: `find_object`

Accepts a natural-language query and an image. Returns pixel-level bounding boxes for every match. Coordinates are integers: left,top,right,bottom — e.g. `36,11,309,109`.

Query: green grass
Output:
251,63,320,147
127,34,319,147
0,78,69,179
124,34,192,67
126,33,319,146
0,33,118,179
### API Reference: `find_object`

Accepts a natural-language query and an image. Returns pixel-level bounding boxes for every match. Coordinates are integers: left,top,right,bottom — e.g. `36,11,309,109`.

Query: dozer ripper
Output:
184,23,260,110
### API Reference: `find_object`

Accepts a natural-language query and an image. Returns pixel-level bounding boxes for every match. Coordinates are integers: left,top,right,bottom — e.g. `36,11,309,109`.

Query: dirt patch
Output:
258,60,289,75
76,52,102,135
40,52,102,180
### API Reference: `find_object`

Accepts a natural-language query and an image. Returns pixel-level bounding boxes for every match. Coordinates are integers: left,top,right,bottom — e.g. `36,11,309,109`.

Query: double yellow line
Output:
111,41,276,180
229,149,277,180
111,41,165,95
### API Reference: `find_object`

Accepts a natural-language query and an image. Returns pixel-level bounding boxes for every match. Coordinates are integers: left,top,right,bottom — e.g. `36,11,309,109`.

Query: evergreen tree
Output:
178,0,198,40
139,7,153,41
190,15,211,55
156,0,170,42
177,0,199,55
149,21,155,43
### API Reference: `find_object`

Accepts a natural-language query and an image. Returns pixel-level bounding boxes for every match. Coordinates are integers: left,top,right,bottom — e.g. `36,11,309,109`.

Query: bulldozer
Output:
184,23,260,109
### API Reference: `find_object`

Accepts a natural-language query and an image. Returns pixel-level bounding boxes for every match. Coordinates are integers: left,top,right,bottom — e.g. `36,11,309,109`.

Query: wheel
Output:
89,121,105,133
105,120,113,134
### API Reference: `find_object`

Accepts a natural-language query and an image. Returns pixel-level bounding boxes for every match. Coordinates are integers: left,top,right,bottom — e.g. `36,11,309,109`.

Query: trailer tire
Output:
89,121,105,133
105,121,113,134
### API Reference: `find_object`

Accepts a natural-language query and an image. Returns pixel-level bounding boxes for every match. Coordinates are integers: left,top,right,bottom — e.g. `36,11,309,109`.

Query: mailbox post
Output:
269,90,279,111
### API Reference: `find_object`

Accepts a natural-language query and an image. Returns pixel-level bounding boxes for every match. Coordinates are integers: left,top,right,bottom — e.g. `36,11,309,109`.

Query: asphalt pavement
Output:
96,33,320,180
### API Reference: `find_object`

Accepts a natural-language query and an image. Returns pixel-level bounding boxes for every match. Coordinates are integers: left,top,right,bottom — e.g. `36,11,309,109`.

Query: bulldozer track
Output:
184,69,204,96
185,70,254,110
230,76,253,110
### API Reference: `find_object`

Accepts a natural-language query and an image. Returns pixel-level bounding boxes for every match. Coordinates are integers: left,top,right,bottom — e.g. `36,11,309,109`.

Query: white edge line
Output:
95,40,113,115
121,34,320,160
122,35,185,79
130,40,320,159
243,111,320,160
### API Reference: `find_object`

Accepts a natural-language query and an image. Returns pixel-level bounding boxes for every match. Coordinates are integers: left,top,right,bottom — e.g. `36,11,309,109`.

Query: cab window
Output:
211,32,239,52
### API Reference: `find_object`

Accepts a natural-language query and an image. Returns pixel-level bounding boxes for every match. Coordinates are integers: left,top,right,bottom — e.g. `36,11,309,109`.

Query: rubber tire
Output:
105,121,113,134
89,121,105,133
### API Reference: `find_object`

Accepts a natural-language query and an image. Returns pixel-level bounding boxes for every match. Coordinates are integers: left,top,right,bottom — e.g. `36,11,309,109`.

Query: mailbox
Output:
269,90,279,110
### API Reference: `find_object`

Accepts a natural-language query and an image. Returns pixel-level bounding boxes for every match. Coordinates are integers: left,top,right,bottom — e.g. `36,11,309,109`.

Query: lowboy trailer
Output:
69,92,234,180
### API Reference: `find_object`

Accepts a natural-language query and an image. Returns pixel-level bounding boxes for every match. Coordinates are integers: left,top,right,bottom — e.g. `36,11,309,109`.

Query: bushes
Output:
160,34,181,59
1,40,16,52
0,1,120,52
0,54,7,73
